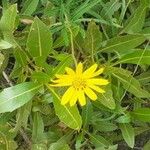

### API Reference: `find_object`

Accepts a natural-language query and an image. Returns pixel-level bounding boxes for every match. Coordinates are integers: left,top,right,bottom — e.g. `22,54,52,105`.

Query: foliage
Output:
0,0,150,149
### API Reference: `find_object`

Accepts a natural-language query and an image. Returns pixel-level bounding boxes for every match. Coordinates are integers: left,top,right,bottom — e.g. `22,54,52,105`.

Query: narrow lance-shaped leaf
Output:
111,67,150,98
119,123,135,148
27,17,52,58
136,71,150,84
122,4,147,33
130,108,150,122
96,35,146,53
0,82,42,113
115,50,150,65
48,87,82,130
32,112,44,143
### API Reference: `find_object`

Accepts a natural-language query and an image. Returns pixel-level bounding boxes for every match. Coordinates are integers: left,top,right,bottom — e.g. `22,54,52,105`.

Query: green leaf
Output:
98,85,116,109
83,21,102,55
27,17,52,58
130,108,150,122
51,55,73,78
122,5,147,33
115,115,131,123
92,121,117,132
0,82,42,113
32,112,45,143
97,35,146,53
136,71,150,84
144,140,150,150
13,101,32,132
49,88,82,130
0,4,17,32
0,40,12,49
21,0,39,15
119,123,135,148
0,125,18,150
90,134,110,148
115,50,150,65
82,101,93,128
32,143,47,150
101,0,121,21
72,0,102,20
0,53,4,69
142,27,150,39
111,67,150,98
49,143,70,150
13,48,28,66
31,71,50,83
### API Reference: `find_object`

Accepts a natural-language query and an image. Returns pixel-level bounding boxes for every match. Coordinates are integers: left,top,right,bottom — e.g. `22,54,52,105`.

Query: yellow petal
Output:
84,87,97,101
61,87,75,105
89,85,105,93
76,62,83,75
78,90,86,106
83,64,97,77
65,67,75,76
50,82,72,87
92,68,104,77
69,91,78,106
87,78,109,85
55,74,70,79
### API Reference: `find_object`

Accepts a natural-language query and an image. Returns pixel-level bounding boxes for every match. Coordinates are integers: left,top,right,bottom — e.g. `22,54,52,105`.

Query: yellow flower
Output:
51,63,109,106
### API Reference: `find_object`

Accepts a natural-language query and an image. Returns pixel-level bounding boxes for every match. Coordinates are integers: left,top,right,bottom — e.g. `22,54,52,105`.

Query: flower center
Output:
72,78,86,90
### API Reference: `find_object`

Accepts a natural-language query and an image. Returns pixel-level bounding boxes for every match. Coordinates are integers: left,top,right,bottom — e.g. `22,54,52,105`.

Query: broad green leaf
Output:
0,82,42,113
0,4,17,32
48,88,82,130
32,112,45,143
21,0,39,15
131,108,150,122
27,17,52,58
119,123,135,148
122,5,147,33
115,50,150,65
97,35,146,53
0,40,12,49
83,21,102,55
111,67,150,98
98,85,116,109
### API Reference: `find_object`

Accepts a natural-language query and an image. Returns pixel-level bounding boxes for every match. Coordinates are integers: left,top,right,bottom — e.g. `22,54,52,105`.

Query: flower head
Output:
51,63,109,106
